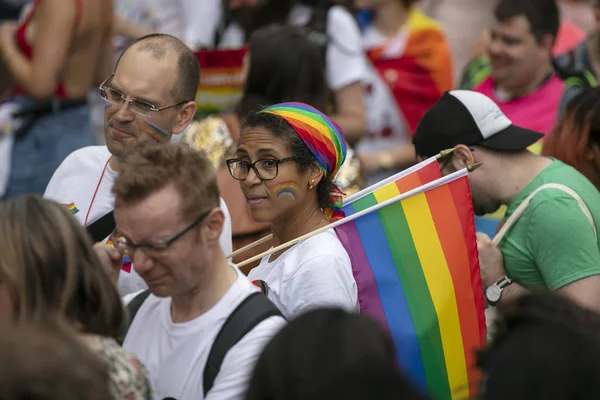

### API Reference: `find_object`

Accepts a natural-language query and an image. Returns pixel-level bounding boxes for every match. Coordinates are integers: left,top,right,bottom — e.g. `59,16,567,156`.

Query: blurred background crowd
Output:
1,0,600,399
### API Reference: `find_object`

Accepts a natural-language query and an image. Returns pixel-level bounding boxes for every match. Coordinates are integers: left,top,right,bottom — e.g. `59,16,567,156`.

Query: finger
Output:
476,231,492,243
108,246,124,261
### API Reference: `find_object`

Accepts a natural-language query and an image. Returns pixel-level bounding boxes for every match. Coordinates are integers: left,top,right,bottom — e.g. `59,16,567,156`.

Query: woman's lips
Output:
246,195,268,206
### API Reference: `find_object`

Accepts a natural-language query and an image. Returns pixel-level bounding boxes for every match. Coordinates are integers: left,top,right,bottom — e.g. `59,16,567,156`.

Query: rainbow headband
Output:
259,102,347,179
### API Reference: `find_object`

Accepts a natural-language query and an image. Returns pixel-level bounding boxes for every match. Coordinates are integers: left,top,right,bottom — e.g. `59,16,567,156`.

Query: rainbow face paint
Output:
62,202,79,215
271,181,299,201
144,120,170,142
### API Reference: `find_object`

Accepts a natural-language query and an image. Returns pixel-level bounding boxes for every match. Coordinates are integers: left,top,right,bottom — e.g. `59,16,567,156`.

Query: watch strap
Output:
496,276,512,289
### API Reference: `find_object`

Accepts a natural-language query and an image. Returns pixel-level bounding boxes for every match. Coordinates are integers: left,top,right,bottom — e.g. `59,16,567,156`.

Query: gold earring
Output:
309,179,315,190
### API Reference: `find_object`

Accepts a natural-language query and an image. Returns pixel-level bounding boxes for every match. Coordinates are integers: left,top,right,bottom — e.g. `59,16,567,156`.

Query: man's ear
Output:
203,208,224,243
172,101,197,135
452,144,475,170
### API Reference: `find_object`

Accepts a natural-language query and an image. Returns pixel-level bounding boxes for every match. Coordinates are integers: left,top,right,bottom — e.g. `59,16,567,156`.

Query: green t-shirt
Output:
501,160,600,290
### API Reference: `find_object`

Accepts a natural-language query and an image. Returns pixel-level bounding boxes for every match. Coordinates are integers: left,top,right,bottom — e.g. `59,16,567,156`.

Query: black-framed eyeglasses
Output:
226,157,298,181
98,73,189,117
115,210,210,256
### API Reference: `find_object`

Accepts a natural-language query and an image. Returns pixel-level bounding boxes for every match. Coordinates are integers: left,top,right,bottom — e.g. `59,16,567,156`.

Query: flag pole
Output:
225,148,456,260
236,163,475,269
226,234,272,260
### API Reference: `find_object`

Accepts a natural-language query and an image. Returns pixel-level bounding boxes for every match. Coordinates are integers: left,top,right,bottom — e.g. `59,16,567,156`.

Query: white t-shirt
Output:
114,0,220,52
122,265,286,400
44,146,233,295
115,0,183,37
216,4,367,91
247,229,358,319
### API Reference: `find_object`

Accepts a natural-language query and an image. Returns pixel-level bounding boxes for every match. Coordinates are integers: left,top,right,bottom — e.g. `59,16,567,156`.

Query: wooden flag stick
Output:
225,234,272,260
236,164,477,268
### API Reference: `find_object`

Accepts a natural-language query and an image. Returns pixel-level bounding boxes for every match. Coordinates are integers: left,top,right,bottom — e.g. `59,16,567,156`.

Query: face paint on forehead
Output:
144,120,170,142
271,181,299,201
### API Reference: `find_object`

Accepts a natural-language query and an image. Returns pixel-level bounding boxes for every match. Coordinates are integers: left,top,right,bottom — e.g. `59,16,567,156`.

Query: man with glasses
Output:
44,34,233,295
102,141,285,400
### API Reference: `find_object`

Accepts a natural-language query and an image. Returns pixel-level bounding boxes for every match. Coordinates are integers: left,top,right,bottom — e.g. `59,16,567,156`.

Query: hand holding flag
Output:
93,242,124,286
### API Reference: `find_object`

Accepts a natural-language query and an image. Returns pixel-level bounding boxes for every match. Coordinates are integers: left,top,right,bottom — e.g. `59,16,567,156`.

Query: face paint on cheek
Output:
144,120,170,142
271,181,299,201
104,103,112,111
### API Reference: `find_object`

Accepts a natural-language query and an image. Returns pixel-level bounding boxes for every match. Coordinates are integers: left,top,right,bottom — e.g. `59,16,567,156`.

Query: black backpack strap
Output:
117,290,151,346
86,210,116,243
203,292,283,396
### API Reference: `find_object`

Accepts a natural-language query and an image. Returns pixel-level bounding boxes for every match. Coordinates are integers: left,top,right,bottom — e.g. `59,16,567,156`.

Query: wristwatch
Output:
485,276,513,306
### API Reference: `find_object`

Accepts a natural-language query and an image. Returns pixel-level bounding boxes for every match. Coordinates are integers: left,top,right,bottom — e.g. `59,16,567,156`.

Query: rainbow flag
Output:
194,48,247,118
335,166,486,399
62,202,79,215
106,231,132,273
365,7,453,133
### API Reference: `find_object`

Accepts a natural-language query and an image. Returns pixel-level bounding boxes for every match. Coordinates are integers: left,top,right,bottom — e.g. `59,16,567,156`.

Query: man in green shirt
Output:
413,90,600,311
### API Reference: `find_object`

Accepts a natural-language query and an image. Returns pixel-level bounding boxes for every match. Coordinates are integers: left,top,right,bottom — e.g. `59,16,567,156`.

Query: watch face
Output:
486,285,502,303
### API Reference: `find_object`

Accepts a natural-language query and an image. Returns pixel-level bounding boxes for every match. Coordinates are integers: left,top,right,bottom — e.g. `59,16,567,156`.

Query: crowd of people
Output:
1,0,600,399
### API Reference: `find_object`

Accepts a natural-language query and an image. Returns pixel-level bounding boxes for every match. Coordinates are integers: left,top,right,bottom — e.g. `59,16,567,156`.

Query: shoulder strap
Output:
203,292,283,396
86,210,115,243
117,290,151,346
493,183,597,246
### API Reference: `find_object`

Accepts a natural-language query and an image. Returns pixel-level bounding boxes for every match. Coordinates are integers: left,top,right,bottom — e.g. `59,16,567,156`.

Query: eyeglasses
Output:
98,73,188,117
226,157,298,181
115,210,210,256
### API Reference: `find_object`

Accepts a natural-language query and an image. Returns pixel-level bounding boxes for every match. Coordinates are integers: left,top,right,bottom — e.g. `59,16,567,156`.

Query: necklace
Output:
84,157,111,227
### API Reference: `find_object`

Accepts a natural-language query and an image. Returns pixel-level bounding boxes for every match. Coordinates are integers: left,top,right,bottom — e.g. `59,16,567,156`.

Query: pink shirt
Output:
474,75,564,136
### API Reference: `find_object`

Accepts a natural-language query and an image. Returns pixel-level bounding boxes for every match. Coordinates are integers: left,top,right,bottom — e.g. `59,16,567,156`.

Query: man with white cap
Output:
413,89,600,311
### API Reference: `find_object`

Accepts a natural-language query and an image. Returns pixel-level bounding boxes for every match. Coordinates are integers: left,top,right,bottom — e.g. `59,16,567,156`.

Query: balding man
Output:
44,34,233,295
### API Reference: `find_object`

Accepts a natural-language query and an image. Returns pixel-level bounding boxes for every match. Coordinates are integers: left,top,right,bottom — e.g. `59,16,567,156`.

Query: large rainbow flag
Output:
335,160,486,399
365,7,453,133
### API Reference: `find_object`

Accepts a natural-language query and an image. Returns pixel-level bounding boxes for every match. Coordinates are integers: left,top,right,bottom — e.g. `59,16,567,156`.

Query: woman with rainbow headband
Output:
227,102,358,318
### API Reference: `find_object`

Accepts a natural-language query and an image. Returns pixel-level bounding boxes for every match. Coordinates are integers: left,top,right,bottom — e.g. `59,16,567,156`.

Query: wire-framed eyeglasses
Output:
98,73,188,117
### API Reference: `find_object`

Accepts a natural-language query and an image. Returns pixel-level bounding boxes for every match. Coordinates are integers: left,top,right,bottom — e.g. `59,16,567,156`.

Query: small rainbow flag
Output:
106,231,132,273
335,159,486,399
63,202,79,215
